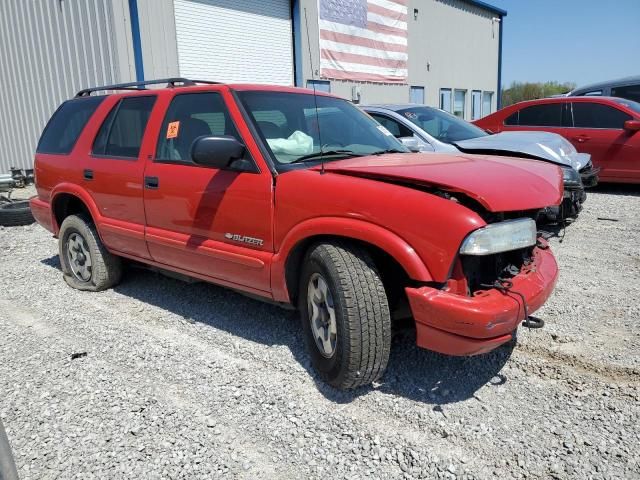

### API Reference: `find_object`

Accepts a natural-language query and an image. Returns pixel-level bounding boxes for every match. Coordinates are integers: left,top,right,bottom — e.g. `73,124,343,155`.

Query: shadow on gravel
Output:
590,183,640,197
41,255,513,406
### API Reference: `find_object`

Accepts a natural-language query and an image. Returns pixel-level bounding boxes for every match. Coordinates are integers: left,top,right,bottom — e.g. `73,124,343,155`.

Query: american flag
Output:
318,0,408,84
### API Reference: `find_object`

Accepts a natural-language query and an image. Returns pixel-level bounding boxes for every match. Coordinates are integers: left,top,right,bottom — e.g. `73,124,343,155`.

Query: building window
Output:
482,92,494,116
471,90,482,120
440,88,452,112
410,86,425,104
306,80,331,93
454,90,466,118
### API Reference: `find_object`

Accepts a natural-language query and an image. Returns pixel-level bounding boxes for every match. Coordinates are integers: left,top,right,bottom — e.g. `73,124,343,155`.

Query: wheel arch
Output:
271,217,434,305
50,184,101,235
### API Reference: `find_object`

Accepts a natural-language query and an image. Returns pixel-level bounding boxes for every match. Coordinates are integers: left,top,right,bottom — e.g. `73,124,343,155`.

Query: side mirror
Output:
623,120,640,133
398,136,421,152
191,136,246,168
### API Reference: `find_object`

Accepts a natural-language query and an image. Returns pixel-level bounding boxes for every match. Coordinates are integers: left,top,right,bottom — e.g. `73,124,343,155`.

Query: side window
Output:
368,114,413,138
517,104,563,127
572,103,632,129
504,111,519,125
92,96,156,158
37,96,105,154
611,85,640,103
156,92,243,163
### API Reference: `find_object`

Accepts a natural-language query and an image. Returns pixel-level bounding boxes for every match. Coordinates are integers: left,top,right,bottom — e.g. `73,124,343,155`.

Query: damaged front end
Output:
541,166,586,223
405,211,558,356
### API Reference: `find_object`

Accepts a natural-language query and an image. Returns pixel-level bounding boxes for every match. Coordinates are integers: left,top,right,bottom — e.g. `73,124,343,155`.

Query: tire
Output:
299,241,391,389
58,214,122,291
0,199,35,226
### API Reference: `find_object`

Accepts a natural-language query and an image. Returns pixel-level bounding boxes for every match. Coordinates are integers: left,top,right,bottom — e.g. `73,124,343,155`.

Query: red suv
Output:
31,78,561,389
474,96,640,183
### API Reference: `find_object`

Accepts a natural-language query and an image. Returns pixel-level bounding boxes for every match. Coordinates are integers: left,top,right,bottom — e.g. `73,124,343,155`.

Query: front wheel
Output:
299,242,391,389
59,214,122,291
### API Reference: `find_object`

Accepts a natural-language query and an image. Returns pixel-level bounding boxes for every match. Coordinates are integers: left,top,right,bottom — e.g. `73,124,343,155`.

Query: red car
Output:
31,78,561,389
474,96,640,183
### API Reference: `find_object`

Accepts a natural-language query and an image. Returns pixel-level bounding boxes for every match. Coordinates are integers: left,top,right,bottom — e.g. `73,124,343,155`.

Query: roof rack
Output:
75,78,221,97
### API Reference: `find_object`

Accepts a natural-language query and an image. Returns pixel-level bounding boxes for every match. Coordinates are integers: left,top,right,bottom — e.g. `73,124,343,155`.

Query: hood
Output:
315,153,562,212
454,131,588,171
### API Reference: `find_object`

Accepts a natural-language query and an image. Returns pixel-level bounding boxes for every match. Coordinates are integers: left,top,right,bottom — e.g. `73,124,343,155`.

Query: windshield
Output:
397,106,489,144
611,97,640,115
237,91,408,164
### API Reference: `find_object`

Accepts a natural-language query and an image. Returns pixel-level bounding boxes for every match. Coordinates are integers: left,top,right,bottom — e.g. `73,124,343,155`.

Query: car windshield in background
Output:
397,106,489,144
237,91,408,164
611,97,640,115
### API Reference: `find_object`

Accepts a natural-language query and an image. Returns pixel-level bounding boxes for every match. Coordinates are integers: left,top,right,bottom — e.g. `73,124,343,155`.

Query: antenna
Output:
304,7,325,174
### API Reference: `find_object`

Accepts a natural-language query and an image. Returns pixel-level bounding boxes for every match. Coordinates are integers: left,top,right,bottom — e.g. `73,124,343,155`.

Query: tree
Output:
501,81,576,107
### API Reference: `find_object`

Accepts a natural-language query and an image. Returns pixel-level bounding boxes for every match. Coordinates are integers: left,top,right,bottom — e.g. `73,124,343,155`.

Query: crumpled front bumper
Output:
405,244,559,356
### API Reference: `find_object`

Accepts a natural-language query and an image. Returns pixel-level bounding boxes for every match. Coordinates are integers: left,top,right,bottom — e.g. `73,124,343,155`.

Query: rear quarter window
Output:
504,111,519,125
37,96,105,154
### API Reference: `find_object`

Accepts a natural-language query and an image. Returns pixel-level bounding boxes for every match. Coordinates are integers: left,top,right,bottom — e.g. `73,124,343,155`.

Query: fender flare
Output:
271,217,434,303
49,183,102,235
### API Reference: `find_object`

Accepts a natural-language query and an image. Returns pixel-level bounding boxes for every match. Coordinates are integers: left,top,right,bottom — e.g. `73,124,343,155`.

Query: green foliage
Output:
501,81,577,107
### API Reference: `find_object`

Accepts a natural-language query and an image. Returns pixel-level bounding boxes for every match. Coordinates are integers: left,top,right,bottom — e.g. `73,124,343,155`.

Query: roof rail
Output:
75,78,221,97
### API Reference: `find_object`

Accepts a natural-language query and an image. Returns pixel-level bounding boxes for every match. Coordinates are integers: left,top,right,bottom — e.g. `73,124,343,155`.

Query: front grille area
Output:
461,246,534,295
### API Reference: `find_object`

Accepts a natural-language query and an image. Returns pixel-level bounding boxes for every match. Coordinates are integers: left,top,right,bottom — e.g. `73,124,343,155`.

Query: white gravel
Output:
0,185,638,479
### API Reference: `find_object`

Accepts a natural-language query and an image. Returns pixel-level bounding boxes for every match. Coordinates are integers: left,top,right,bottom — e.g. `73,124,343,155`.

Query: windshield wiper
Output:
370,148,408,155
289,149,365,164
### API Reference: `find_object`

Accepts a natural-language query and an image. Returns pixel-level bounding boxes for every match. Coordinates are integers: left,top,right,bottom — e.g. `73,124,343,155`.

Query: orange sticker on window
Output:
166,121,180,139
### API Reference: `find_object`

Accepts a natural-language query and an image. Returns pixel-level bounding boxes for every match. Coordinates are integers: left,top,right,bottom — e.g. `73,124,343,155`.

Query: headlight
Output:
460,218,537,256
562,166,580,185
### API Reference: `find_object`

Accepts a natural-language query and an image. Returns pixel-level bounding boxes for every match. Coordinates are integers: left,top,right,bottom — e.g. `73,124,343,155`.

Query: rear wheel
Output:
59,214,122,291
299,241,391,389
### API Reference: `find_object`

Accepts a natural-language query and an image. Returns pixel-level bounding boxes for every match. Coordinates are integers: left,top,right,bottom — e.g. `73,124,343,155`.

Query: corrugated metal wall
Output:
0,0,136,173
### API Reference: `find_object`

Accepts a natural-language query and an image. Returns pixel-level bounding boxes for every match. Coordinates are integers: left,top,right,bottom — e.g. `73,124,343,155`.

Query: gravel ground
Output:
0,185,638,479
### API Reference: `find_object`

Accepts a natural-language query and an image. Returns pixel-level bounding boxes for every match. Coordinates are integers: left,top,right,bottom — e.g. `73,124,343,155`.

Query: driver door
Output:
141,88,274,294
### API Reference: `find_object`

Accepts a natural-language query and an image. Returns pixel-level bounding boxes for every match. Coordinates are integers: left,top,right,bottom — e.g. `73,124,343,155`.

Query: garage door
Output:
173,0,294,85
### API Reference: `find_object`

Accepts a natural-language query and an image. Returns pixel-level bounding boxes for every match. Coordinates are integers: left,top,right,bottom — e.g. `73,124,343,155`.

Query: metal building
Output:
0,0,505,173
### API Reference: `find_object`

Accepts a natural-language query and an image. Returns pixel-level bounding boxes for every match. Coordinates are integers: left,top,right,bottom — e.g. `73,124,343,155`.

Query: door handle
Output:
83,169,94,180
573,135,591,143
144,176,159,189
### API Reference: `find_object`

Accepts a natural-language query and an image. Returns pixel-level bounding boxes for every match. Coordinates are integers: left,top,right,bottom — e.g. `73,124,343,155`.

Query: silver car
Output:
363,104,596,221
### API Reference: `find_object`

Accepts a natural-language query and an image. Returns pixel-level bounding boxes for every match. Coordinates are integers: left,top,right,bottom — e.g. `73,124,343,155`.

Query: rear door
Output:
141,88,274,294
569,102,635,180
502,102,570,137
81,94,158,259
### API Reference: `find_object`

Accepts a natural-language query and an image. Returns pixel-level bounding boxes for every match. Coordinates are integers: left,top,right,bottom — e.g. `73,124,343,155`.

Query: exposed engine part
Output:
460,246,534,295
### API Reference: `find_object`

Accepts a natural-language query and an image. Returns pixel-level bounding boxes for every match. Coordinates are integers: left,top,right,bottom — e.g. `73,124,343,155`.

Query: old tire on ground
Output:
59,214,122,291
299,241,391,389
0,199,35,226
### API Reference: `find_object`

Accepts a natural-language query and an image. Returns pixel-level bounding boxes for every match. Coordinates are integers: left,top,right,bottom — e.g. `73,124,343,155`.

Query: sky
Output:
487,0,640,88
